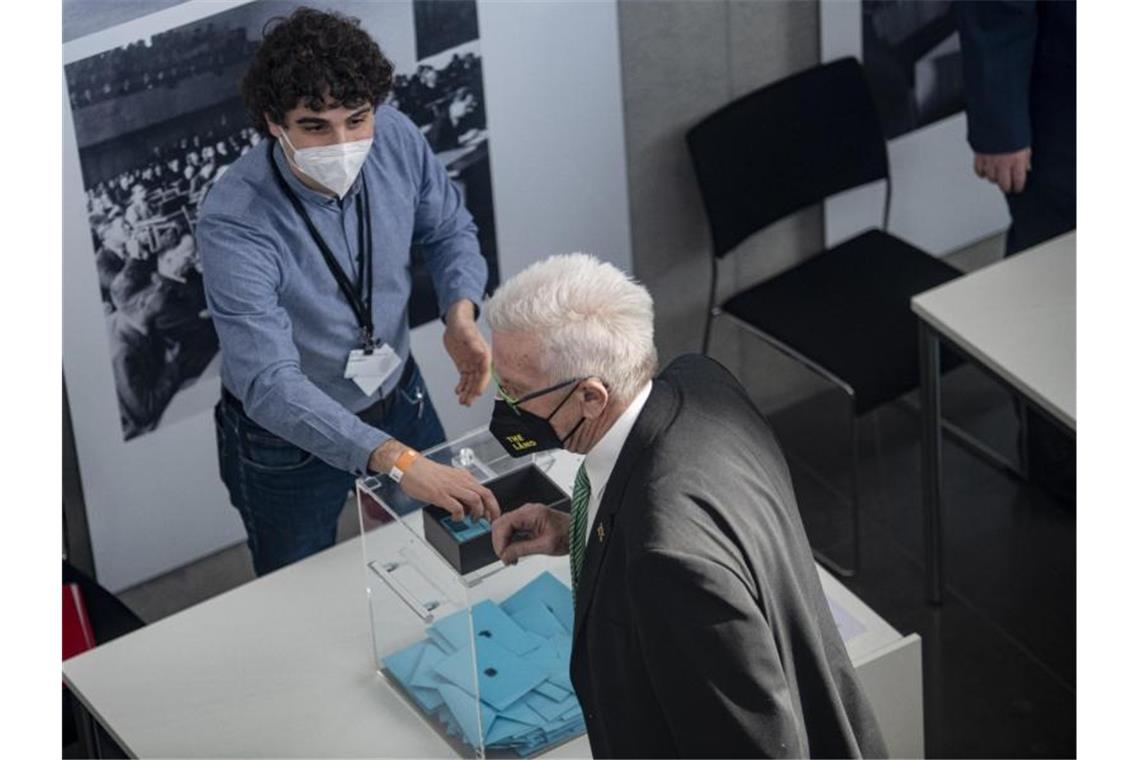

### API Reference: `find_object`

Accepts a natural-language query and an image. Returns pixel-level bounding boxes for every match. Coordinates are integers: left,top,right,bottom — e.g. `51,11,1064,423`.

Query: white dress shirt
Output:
582,382,653,537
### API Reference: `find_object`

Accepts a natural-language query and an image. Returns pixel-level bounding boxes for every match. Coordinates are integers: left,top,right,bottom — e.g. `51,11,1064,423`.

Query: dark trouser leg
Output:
1026,409,1075,506
1004,160,1075,257
214,399,353,576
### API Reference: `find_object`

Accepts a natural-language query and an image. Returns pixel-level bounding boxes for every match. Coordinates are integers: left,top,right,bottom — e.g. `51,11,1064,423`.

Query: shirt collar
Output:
269,140,363,208
583,381,653,497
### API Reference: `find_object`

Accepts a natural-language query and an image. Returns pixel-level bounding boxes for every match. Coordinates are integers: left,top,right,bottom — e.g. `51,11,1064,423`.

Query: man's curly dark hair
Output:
241,7,394,135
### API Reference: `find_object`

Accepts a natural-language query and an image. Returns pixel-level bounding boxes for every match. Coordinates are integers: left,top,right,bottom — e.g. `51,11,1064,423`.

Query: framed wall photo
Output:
63,0,631,591
819,0,1009,256
64,0,501,445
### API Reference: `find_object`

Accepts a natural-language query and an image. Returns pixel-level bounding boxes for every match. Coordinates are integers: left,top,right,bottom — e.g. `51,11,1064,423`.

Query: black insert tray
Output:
423,463,570,575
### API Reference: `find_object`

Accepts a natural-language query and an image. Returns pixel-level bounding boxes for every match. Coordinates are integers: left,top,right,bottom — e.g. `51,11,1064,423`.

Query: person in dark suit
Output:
405,64,445,127
108,290,182,440
958,0,1076,505
486,253,886,758
107,236,210,439
108,243,155,316
94,244,126,311
958,0,1075,256
147,234,218,382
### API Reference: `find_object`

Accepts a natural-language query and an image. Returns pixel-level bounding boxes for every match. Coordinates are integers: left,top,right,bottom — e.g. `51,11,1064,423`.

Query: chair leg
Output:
701,308,719,354
1016,395,1030,477
896,396,1025,481
75,698,102,759
849,396,861,575
702,256,720,355
712,313,862,576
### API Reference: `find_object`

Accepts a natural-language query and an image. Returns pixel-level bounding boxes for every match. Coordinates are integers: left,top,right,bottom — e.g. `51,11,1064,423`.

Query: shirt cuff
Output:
440,289,484,324
353,424,390,477
966,112,1032,155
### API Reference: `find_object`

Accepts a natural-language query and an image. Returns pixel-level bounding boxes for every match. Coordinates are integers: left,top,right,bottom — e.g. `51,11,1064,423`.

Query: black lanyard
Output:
269,143,376,351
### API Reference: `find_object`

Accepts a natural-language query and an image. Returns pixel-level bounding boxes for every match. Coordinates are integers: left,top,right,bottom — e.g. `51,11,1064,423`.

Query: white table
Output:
911,231,1076,603
64,451,924,758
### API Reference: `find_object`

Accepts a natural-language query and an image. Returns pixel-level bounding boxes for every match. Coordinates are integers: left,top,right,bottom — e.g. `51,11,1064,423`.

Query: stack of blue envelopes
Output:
382,571,583,756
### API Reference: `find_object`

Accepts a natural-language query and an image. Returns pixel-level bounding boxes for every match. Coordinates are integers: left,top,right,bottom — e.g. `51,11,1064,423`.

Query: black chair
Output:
686,57,962,577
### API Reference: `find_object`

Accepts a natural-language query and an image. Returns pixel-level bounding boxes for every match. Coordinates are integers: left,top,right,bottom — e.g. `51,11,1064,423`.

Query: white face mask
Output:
279,129,372,199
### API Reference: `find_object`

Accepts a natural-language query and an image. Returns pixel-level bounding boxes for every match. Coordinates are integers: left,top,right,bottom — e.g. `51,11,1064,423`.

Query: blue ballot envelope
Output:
357,426,586,758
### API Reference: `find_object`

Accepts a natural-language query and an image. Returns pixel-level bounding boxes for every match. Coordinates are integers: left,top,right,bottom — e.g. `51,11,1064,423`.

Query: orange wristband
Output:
388,448,420,483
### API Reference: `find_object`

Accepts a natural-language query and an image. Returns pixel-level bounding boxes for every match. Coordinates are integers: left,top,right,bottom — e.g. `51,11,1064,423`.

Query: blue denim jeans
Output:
214,358,446,576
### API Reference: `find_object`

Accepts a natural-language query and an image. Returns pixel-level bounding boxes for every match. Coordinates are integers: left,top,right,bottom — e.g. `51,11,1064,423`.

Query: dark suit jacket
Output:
957,0,1075,166
109,312,181,439
94,247,126,306
569,354,887,758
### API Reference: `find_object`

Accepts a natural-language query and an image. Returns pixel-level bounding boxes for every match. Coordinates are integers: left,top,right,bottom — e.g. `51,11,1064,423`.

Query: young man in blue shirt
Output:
197,7,500,576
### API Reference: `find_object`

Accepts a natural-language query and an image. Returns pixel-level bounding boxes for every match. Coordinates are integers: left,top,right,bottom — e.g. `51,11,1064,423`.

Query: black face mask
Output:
490,379,586,457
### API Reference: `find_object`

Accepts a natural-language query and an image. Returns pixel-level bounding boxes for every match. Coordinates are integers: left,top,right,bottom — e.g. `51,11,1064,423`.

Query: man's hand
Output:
492,503,570,565
370,440,501,521
443,299,491,406
974,148,1032,194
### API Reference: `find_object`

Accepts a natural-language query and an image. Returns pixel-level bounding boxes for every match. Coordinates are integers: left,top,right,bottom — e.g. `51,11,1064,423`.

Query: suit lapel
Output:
571,379,680,645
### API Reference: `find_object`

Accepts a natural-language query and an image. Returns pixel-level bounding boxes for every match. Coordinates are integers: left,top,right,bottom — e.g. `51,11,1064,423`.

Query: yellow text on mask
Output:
506,434,537,452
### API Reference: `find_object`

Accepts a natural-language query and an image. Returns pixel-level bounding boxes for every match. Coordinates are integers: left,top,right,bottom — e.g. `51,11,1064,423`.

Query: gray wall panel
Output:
619,0,825,409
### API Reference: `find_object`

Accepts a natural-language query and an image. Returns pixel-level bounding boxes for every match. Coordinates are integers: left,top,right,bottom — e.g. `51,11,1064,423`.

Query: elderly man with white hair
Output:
486,253,886,759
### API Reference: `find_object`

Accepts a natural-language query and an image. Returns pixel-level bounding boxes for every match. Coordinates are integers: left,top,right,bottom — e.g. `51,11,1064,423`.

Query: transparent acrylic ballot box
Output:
356,427,583,759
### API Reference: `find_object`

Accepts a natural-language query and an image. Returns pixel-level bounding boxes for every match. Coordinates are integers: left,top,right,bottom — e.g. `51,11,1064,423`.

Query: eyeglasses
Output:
491,366,581,414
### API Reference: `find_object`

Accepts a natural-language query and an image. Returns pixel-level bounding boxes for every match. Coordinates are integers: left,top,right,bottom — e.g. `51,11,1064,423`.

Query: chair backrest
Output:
686,57,888,258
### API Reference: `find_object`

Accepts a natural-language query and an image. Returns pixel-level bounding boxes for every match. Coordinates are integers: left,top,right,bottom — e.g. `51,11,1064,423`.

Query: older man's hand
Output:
974,148,1032,194
443,299,491,406
492,503,570,565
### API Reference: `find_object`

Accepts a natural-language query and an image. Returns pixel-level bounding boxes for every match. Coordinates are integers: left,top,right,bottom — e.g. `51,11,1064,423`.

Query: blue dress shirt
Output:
196,105,487,475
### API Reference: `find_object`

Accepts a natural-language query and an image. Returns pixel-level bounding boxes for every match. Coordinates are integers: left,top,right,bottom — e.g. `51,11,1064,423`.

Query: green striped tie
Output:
569,463,591,598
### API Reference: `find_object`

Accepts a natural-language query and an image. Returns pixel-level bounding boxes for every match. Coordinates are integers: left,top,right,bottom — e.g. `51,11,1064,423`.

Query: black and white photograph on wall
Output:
64,0,499,442
413,0,479,60
397,0,499,327
861,0,964,140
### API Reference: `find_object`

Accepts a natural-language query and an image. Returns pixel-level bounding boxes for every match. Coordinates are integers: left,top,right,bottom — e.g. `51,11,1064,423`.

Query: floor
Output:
773,363,1076,758
761,233,1075,757
104,234,1075,758
116,497,360,623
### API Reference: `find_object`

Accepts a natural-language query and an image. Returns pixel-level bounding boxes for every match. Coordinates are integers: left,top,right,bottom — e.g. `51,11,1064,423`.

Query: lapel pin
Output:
596,523,606,544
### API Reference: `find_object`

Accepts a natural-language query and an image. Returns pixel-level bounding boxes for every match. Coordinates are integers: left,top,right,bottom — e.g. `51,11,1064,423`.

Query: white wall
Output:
63,0,630,591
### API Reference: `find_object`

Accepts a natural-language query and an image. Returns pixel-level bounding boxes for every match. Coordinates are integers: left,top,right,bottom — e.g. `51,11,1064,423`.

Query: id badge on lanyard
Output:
344,343,401,396
271,148,403,397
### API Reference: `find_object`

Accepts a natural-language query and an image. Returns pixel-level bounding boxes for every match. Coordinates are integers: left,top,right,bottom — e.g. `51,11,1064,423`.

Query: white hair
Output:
485,253,658,402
